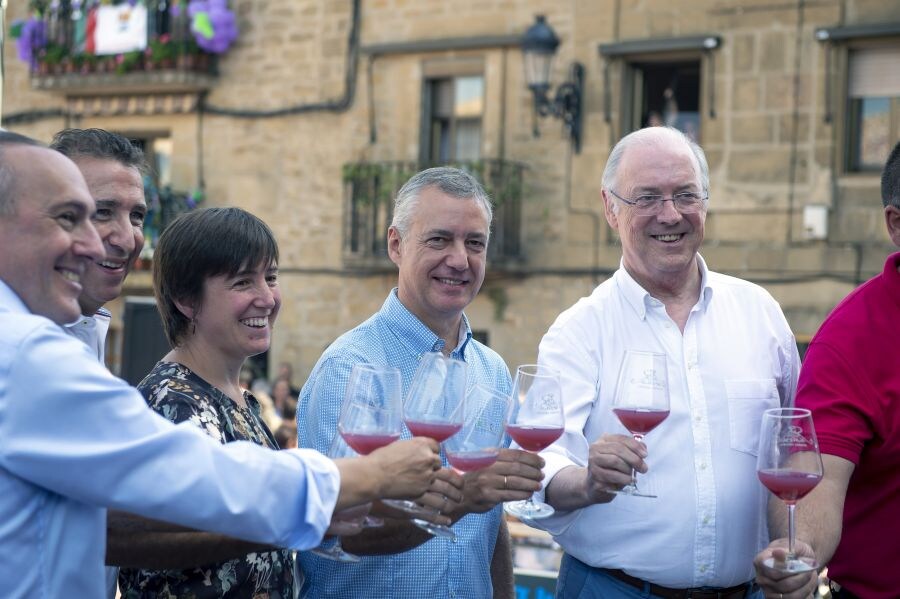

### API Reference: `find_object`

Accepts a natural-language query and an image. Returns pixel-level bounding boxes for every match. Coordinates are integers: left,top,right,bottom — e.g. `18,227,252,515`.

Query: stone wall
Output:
3,0,896,380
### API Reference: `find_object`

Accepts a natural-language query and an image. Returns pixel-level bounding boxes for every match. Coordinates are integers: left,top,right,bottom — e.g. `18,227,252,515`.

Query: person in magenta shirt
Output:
754,141,900,599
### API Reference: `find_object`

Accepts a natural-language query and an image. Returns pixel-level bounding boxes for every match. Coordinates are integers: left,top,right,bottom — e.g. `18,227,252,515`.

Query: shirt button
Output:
699,565,708,573
700,463,707,470
703,515,710,525
695,415,702,422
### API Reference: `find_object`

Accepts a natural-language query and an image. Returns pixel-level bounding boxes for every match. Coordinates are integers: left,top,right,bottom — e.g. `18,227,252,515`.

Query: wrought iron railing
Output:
341,159,525,264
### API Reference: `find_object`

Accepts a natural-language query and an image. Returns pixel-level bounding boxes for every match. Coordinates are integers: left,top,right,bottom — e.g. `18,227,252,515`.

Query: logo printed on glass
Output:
631,368,666,390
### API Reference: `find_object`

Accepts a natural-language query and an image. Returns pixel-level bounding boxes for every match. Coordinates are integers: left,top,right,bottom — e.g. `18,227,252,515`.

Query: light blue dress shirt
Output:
297,289,512,598
0,280,340,598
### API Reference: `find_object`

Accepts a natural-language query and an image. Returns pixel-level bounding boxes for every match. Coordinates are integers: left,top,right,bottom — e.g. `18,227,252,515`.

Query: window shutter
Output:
849,46,900,97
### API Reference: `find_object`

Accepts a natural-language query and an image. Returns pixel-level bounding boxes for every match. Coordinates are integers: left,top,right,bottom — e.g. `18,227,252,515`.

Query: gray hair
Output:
0,131,44,216
601,126,710,206
390,167,493,237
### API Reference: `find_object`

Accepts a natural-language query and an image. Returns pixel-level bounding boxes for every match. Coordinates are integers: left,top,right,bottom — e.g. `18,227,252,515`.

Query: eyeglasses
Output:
608,188,708,215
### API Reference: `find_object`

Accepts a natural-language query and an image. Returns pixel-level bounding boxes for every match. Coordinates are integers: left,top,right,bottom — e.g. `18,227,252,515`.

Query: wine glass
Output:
504,364,564,520
388,353,467,541
610,350,670,498
310,434,370,563
757,407,823,573
445,384,511,473
337,364,403,456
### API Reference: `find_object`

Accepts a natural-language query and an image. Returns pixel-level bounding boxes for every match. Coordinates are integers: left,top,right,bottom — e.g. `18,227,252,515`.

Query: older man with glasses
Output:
525,126,799,598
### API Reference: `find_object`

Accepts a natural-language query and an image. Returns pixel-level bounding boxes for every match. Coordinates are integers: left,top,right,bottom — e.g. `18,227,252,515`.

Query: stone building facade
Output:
3,0,899,379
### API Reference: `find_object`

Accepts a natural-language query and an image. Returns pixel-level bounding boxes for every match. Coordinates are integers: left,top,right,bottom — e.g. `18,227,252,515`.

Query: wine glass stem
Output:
631,434,644,487
787,503,797,559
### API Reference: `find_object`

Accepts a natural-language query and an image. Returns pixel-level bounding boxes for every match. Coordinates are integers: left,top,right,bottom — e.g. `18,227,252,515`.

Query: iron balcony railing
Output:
342,159,525,265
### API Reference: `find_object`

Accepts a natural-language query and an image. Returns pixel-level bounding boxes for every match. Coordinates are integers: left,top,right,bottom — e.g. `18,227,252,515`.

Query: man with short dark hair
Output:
754,142,900,599
530,127,798,598
297,166,545,598
0,131,441,597
51,128,148,351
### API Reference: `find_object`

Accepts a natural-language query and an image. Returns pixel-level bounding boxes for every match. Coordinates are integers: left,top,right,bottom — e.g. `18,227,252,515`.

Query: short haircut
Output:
390,166,492,238
601,126,710,199
153,207,279,347
50,128,148,175
882,141,900,209
0,131,44,216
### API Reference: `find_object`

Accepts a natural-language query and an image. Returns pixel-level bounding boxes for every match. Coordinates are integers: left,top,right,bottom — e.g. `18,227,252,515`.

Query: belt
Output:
602,568,753,599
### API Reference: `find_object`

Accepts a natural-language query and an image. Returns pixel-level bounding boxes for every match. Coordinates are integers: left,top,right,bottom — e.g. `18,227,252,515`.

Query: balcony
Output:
342,159,525,268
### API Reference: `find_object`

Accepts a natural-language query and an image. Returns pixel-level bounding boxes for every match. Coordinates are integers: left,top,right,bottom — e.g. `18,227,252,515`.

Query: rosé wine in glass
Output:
339,431,401,455
505,424,563,452
612,408,669,436
447,449,500,472
404,420,463,443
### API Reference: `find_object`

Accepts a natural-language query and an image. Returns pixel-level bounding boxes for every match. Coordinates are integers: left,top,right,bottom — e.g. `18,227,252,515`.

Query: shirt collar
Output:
381,288,473,359
614,254,714,320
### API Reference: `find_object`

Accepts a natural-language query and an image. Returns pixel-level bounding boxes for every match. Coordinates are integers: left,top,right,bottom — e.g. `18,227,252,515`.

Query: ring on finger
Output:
503,475,508,489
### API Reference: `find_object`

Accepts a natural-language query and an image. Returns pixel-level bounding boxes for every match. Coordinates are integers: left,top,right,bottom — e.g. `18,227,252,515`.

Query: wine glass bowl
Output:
757,407,823,573
445,384,511,473
610,351,670,498
337,364,403,455
402,353,467,442
504,364,564,520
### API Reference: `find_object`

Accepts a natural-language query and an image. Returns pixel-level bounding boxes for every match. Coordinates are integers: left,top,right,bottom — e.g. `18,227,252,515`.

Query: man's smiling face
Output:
72,156,146,315
389,185,489,334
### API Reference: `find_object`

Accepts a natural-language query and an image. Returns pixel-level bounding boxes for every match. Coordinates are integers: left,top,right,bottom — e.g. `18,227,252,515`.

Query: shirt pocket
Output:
726,378,779,456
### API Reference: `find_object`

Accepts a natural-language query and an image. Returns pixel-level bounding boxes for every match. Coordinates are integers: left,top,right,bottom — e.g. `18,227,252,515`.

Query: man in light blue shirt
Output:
0,131,442,597
297,167,545,598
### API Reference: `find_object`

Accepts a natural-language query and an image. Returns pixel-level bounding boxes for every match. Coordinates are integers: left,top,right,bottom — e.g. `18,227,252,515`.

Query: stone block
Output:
760,31,787,72
732,33,756,72
733,115,775,144
733,77,762,112
728,148,806,183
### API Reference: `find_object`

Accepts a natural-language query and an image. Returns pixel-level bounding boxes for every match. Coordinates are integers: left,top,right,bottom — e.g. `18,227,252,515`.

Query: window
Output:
423,74,484,163
628,61,702,141
846,45,900,171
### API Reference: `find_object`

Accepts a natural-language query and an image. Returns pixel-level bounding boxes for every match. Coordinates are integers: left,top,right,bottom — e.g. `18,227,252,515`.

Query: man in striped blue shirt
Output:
297,167,545,598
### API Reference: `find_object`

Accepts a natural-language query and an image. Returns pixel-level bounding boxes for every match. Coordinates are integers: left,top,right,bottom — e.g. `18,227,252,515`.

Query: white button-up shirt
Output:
530,256,799,588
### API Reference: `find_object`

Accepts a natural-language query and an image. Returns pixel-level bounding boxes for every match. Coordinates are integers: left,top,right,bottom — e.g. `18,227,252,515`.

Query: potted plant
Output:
145,34,176,70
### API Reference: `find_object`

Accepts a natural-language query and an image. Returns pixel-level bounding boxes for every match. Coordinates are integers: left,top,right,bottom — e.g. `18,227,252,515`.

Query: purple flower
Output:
16,18,47,70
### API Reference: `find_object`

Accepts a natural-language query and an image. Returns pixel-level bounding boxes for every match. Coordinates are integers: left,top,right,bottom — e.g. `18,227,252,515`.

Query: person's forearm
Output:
545,465,612,511
107,513,277,569
491,519,515,599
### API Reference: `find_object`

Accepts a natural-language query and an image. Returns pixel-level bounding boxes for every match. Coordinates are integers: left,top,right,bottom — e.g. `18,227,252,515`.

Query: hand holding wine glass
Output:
504,364,564,520
756,407,823,573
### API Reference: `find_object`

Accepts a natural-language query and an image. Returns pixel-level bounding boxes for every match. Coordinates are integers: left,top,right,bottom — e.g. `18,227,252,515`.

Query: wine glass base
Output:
609,485,657,498
412,519,457,541
504,499,555,520
762,556,817,573
382,499,436,518
311,545,361,563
